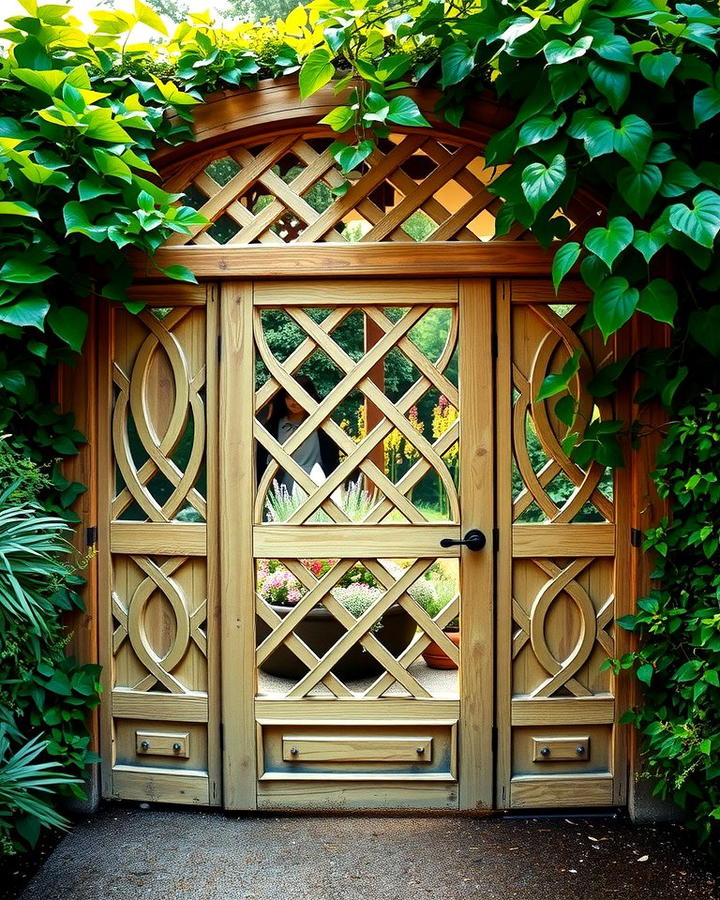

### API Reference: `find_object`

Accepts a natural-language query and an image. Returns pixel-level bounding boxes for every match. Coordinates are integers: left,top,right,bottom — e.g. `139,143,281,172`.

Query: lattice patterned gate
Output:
98,116,627,809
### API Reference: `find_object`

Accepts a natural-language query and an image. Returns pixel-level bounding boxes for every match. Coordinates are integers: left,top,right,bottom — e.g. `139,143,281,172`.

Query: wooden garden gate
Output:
97,87,630,811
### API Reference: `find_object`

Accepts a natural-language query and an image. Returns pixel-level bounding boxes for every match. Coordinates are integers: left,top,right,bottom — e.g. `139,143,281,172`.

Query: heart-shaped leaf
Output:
521,154,566,214
639,52,680,87
593,276,639,340
689,306,720,355
617,164,662,216
517,112,566,149
588,59,630,113
669,190,720,248
637,279,678,325
694,87,720,126
584,216,634,268
613,115,652,171
299,48,334,100
552,241,581,292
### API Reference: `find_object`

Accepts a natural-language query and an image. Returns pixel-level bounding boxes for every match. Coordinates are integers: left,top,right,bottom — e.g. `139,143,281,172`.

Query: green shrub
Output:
0,441,101,854
611,394,720,842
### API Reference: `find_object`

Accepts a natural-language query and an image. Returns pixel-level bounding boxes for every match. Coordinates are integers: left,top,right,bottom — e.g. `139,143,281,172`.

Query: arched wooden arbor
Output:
63,80,653,813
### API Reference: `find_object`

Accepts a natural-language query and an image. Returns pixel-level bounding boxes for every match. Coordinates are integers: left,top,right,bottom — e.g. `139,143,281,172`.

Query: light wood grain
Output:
112,689,209,722
220,281,257,809
110,523,207,555
131,243,557,279
458,279,494,811
111,766,209,804
254,525,460,558
257,780,459,810
253,278,458,306
281,735,433,763
510,773,613,808
511,696,614,726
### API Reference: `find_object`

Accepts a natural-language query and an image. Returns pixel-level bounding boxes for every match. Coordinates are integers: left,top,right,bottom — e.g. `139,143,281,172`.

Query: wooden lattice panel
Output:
252,280,462,700
165,133,528,247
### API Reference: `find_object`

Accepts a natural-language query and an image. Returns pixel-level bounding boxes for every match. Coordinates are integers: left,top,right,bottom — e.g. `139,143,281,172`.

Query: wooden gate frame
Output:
60,79,656,810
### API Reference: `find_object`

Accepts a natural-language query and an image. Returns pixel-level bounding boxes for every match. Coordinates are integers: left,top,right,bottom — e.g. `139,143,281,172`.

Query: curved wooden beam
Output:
153,77,513,175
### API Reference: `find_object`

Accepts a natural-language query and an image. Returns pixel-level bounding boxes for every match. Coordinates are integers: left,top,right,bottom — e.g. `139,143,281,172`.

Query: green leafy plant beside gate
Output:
0,443,101,853
0,0,720,843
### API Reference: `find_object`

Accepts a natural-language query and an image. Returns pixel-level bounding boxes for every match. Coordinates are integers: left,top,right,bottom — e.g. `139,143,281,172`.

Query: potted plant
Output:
256,560,418,680
411,569,460,670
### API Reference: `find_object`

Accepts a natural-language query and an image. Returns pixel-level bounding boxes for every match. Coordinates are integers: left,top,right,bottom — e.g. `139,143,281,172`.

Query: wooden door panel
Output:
222,278,493,810
100,285,221,806
496,279,626,809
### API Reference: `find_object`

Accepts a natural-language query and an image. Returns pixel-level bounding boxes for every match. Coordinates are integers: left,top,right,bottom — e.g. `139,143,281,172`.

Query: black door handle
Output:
440,529,486,552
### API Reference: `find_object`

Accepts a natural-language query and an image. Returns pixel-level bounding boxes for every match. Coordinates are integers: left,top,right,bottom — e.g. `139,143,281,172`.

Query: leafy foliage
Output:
0,444,101,854
608,395,720,843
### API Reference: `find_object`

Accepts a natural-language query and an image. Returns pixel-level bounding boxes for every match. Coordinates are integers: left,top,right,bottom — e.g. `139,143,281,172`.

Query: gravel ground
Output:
8,806,719,900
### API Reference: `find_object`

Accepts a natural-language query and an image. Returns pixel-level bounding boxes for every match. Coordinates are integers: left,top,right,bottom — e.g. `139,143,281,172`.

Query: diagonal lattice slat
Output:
165,131,601,247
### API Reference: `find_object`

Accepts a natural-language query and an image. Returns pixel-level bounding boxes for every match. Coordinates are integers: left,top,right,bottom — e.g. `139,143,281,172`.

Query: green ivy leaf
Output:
675,659,703,682
613,115,652,171
637,279,678,325
536,348,582,401
689,306,720,356
584,216,634,268
552,241,581,292
521,154,566,214
617,164,662,216
47,306,88,352
591,31,633,65
299,48,334,101
543,36,593,65
319,106,355,131
639,51,680,87
694,87,720,126
0,259,56,283
659,160,701,198
440,42,476,88
155,264,199,284
633,228,669,264
588,59,630,113
593,276,639,340
12,68,66,95
669,190,720,248
330,139,375,173
548,65,587,104
554,394,576,426
0,297,50,329
0,201,40,218
386,96,430,127
637,663,654,685
517,113,566,149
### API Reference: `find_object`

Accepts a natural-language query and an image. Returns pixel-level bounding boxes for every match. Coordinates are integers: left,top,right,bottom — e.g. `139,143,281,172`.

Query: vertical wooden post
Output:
494,280,512,810
458,278,494,810
626,318,670,798
220,281,257,809
58,295,100,768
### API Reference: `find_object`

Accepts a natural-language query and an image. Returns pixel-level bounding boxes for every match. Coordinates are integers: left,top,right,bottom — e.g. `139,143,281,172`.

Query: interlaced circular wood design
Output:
508,298,617,702
112,307,206,523
163,131,597,248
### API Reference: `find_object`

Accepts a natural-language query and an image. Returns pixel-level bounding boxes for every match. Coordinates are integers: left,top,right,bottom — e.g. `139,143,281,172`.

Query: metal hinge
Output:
492,527,500,552
86,526,97,548
630,527,643,548
217,334,222,362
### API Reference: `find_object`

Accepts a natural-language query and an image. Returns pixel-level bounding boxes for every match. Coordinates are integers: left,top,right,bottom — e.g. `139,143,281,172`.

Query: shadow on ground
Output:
11,806,720,900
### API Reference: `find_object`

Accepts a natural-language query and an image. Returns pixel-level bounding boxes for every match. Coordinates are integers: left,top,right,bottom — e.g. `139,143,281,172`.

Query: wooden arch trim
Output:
130,79,601,279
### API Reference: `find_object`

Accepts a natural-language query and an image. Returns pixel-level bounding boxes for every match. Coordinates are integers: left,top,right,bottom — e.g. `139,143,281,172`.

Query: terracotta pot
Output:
421,630,460,670
257,602,417,680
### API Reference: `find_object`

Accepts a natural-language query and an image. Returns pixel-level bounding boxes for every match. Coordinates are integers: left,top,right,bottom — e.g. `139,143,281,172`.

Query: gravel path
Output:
15,806,720,900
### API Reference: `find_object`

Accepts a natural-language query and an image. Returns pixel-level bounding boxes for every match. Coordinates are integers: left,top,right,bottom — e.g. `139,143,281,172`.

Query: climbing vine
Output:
1,0,720,841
